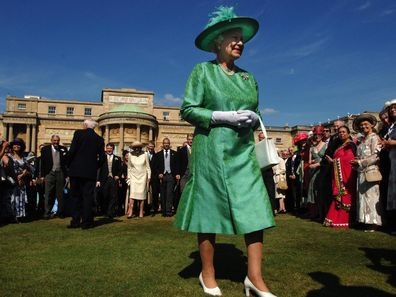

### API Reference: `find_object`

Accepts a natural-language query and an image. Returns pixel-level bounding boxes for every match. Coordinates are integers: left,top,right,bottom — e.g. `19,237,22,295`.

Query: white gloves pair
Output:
211,110,259,128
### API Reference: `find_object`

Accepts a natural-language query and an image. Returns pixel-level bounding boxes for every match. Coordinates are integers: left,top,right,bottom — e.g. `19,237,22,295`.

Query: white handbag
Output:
255,118,280,170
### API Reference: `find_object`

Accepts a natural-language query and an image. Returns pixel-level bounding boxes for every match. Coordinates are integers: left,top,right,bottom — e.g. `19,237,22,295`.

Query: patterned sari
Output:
324,141,357,228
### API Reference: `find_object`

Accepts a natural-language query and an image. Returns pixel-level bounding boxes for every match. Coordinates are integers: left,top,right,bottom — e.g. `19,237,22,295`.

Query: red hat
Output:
293,132,308,145
312,125,324,135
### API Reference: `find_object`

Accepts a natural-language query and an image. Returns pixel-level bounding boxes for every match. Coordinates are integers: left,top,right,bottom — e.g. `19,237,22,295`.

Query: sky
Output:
1,0,395,126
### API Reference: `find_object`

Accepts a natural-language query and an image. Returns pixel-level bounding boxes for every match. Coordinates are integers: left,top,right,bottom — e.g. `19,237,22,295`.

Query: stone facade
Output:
0,88,380,155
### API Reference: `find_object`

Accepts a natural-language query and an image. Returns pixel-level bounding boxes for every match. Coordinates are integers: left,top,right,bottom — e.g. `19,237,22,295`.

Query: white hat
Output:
384,98,396,109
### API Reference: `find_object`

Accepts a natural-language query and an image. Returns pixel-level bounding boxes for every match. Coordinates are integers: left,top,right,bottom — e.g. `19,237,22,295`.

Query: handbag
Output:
278,178,288,190
364,166,382,182
255,118,280,170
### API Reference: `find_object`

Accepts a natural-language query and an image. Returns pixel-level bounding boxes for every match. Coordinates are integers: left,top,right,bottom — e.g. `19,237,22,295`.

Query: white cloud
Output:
286,37,329,59
261,108,277,115
381,9,395,16
357,1,371,11
84,72,98,80
162,93,182,104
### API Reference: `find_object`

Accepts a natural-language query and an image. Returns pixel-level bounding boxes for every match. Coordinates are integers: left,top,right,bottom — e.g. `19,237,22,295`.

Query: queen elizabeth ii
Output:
174,6,276,297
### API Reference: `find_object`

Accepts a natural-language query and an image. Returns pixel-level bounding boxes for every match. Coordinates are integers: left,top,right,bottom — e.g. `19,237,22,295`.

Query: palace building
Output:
0,87,380,154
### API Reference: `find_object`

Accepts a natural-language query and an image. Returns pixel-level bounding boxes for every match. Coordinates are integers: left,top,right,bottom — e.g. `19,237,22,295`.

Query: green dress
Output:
174,61,275,235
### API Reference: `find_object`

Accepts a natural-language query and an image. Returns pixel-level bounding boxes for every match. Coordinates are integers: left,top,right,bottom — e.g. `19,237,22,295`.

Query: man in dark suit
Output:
153,137,180,217
40,135,68,219
146,140,159,215
66,119,105,229
96,143,122,218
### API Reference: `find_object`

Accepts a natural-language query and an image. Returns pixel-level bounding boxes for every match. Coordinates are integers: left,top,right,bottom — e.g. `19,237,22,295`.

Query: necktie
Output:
165,150,168,158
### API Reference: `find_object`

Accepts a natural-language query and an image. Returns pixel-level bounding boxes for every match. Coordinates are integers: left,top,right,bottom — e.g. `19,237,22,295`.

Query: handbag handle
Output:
258,117,268,139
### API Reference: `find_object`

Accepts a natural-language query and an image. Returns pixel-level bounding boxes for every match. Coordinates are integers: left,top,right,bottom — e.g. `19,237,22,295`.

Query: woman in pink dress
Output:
324,126,357,228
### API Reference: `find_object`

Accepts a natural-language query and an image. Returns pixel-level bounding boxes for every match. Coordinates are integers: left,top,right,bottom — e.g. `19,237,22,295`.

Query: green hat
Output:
195,6,259,52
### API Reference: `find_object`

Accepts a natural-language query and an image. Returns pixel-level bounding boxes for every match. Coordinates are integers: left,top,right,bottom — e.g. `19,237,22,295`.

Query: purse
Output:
278,178,288,190
364,166,382,182
255,118,280,170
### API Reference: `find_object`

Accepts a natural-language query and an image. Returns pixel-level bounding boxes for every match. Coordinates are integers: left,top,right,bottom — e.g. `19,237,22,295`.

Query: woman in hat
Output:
306,126,326,219
8,138,33,221
289,132,308,212
350,114,383,231
126,141,151,219
324,126,357,228
174,6,276,297
380,99,396,234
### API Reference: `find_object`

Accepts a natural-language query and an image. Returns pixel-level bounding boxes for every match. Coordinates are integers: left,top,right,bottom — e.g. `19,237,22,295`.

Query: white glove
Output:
237,110,260,127
211,111,251,127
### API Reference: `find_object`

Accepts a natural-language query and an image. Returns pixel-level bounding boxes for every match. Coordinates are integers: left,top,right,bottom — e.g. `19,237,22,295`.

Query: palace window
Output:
48,106,56,114
275,138,282,144
163,111,170,121
17,103,26,110
84,107,92,116
66,107,74,115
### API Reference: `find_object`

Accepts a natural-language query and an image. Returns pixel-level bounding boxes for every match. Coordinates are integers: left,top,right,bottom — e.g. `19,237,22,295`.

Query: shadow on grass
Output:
360,247,396,288
306,272,395,297
94,217,123,227
178,243,247,282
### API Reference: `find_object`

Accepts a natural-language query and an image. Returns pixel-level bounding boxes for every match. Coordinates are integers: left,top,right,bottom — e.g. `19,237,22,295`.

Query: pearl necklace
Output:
218,63,235,76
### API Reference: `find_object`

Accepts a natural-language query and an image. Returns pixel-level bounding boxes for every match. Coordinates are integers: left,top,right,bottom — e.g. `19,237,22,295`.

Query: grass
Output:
0,214,395,297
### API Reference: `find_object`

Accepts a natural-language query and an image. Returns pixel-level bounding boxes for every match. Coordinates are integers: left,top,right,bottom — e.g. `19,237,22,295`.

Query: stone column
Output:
8,124,13,142
105,125,110,145
26,124,31,152
31,125,37,153
119,123,124,153
2,123,7,140
136,124,141,142
149,127,153,141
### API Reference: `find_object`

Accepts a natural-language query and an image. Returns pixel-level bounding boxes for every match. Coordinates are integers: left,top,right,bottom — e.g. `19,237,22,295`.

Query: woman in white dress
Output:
127,141,151,218
351,114,383,231
273,150,287,213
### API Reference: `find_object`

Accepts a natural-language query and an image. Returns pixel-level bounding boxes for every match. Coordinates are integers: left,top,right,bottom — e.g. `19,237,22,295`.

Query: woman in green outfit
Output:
174,6,276,297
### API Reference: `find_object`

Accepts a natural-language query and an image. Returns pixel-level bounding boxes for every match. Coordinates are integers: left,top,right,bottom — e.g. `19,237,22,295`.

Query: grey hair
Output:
333,120,345,127
213,34,224,53
51,134,60,140
84,119,97,129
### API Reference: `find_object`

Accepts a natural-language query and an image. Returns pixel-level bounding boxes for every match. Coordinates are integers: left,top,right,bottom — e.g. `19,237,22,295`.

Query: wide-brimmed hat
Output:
195,6,259,52
131,141,143,148
352,113,378,132
293,132,308,145
10,138,26,152
384,98,396,110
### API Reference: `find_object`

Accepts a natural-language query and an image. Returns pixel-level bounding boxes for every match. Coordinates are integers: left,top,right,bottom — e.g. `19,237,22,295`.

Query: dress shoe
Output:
67,223,80,229
244,276,276,297
199,272,222,296
81,223,95,230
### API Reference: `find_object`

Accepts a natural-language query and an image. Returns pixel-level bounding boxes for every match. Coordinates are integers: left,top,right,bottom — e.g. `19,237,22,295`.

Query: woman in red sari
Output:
323,126,357,228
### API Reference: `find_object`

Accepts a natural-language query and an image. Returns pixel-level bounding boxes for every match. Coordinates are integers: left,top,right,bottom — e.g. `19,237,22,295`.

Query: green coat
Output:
174,61,275,235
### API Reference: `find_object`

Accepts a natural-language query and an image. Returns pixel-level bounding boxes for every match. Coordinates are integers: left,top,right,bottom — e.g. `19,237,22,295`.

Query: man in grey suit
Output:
66,119,105,229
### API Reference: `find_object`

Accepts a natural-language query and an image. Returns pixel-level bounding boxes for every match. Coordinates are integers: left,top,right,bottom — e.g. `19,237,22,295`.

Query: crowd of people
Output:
1,105,395,234
0,120,192,227
265,100,396,235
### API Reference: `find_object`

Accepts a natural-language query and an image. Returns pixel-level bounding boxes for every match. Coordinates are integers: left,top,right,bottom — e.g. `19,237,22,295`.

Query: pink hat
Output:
293,132,308,145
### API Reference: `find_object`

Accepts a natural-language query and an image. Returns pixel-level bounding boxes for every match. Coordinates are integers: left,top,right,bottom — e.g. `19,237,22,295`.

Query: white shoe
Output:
244,276,277,297
199,272,222,296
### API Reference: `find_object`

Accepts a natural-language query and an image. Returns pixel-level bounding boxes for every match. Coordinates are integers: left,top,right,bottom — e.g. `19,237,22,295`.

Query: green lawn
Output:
0,214,395,297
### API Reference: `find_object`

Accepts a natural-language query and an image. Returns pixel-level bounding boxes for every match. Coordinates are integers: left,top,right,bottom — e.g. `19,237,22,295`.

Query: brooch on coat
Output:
240,73,249,80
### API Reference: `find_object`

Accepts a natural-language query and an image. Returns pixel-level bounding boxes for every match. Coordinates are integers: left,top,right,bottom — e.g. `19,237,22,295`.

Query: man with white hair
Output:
66,119,105,229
